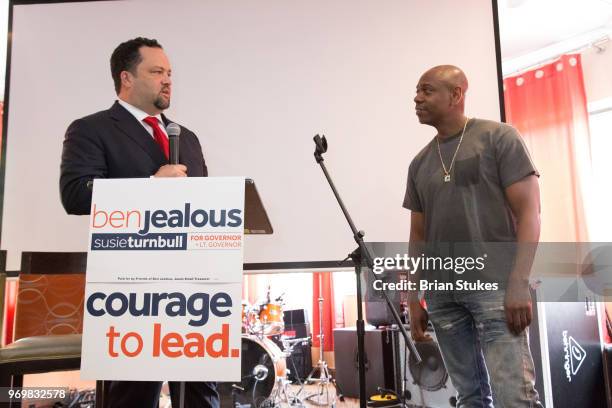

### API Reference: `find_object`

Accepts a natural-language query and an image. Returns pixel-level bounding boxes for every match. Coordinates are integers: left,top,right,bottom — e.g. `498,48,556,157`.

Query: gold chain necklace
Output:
436,117,469,183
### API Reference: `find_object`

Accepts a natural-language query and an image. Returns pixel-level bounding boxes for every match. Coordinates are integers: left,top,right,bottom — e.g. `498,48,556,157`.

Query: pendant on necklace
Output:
444,174,451,182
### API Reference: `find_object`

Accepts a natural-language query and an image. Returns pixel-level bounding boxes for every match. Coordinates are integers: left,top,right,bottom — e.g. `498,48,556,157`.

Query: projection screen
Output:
1,0,501,270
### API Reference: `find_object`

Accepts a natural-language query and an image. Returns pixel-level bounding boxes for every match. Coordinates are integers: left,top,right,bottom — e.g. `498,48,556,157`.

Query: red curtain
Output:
312,272,335,351
504,56,612,343
504,54,591,242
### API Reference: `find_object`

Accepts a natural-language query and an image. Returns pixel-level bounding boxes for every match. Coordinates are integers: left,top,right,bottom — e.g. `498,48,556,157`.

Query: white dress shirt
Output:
117,99,168,139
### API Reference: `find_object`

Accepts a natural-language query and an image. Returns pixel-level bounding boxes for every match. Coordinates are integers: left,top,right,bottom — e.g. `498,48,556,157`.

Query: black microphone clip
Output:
313,134,327,163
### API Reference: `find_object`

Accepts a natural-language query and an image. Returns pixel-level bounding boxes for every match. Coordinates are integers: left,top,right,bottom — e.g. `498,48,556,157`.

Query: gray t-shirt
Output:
403,118,538,277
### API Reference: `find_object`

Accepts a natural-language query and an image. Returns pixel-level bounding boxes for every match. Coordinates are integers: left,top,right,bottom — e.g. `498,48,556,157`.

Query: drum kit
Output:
220,289,335,408
241,297,285,337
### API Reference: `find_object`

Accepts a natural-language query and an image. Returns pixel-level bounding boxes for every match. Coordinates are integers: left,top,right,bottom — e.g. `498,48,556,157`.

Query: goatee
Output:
154,96,170,111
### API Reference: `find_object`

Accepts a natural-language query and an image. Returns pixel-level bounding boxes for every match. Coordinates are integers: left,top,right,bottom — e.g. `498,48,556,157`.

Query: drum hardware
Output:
264,335,310,408
218,335,287,408
280,337,310,385
218,332,315,408
301,288,338,407
269,373,306,408
233,289,340,407
253,365,270,381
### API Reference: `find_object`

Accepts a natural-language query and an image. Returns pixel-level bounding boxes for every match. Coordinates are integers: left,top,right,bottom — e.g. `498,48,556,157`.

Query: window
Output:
587,99,612,241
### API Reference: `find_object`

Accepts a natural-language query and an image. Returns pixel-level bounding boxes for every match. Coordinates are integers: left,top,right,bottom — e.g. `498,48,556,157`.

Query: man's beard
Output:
154,94,170,110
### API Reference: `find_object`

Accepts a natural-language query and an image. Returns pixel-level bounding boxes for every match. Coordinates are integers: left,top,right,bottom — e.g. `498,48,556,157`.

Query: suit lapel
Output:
109,101,167,164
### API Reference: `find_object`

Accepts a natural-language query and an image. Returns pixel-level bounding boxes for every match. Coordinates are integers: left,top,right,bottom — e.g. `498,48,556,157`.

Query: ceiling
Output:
498,0,612,60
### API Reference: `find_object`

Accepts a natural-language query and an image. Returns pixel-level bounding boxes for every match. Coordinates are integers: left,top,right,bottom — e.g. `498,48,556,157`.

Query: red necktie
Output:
143,116,169,160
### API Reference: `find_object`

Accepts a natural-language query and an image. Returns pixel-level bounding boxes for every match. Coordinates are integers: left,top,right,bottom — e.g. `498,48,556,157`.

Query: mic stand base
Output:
303,359,336,407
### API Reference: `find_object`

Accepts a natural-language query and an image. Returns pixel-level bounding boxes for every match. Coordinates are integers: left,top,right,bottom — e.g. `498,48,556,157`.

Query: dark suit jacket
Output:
60,102,217,405
60,101,208,215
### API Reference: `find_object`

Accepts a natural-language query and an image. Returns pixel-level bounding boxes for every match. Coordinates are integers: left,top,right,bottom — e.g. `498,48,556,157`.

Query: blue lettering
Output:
137,210,151,235
106,292,128,316
187,293,210,326
151,210,168,228
86,292,106,316
227,209,242,227
85,291,233,327
191,209,208,227
210,292,232,317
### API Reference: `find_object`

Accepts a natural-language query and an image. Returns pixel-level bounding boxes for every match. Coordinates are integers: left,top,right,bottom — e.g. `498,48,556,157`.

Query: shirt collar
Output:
117,99,164,125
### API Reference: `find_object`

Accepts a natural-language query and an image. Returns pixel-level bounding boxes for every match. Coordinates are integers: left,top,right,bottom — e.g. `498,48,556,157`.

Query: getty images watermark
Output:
365,242,612,302
371,252,497,291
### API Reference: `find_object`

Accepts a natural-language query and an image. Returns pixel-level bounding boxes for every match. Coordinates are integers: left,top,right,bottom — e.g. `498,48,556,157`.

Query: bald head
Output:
423,65,468,94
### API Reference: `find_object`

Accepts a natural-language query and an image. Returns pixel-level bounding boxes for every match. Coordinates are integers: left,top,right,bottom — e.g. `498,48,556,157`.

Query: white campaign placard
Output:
86,177,245,283
81,177,245,381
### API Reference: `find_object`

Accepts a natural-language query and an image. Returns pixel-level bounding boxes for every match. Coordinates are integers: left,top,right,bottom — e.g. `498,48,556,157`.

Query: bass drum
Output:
218,335,287,408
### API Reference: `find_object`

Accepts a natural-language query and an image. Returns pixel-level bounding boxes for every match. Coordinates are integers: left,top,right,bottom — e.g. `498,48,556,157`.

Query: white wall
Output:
1,0,502,270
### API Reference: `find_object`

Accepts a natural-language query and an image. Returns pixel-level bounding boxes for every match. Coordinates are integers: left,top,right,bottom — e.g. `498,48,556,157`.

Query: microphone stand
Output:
312,135,421,408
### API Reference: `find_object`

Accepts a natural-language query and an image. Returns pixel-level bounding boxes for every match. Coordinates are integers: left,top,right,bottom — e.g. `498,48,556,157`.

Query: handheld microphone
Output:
166,122,181,164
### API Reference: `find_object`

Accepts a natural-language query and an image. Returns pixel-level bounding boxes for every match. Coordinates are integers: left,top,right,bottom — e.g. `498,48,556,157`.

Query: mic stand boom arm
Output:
312,135,421,408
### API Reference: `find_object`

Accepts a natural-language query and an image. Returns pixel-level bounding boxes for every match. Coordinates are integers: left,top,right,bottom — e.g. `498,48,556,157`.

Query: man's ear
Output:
120,71,133,90
451,86,463,106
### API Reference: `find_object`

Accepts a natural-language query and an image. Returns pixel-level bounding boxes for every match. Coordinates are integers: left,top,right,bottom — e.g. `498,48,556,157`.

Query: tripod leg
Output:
331,378,345,402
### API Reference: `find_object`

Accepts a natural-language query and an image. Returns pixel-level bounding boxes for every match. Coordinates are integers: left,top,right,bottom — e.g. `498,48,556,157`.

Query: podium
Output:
81,177,272,384
244,179,273,235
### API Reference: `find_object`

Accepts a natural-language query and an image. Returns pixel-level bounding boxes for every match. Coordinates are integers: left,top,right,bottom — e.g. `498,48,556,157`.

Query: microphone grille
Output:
166,122,181,137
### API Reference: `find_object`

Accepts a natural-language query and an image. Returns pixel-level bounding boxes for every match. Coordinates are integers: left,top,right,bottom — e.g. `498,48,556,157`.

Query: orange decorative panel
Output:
13,274,85,341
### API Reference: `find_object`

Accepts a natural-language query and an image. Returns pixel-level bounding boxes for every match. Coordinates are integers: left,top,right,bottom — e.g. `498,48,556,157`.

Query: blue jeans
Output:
425,290,542,408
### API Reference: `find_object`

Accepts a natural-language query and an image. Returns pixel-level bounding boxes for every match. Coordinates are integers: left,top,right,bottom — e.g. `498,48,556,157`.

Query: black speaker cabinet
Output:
333,327,397,398
334,326,458,406
284,308,309,325
529,296,606,408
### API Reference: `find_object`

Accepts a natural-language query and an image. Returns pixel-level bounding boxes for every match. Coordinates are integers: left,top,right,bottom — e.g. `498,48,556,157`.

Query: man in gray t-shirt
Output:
405,65,542,407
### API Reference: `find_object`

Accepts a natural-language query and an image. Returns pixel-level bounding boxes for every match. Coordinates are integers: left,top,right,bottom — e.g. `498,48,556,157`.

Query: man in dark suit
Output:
60,37,218,408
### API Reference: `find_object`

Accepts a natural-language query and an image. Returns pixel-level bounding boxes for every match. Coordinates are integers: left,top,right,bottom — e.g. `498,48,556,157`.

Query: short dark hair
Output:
110,37,163,94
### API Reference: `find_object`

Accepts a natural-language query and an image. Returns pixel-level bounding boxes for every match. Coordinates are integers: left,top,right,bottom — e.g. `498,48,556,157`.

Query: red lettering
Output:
151,324,231,358
153,323,161,357
184,333,206,357
206,324,230,358
109,211,125,228
92,204,108,228
120,332,143,357
126,210,141,228
106,325,120,357
161,332,184,358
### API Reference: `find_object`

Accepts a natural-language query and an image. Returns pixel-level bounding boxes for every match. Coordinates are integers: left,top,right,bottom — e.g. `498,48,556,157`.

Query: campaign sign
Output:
81,177,244,381
86,177,245,283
